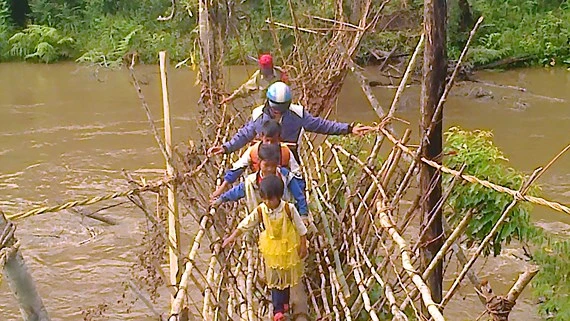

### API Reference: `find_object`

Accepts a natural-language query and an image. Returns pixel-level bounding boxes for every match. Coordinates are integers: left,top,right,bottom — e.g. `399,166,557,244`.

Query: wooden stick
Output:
440,168,541,308
160,51,181,297
388,34,424,119
311,183,351,298
377,203,445,321
265,19,326,35
129,62,172,167
423,16,484,146
506,266,539,302
128,279,161,318
169,215,209,320
355,241,408,320
0,212,51,321
313,238,332,317
202,251,218,320
399,210,474,310
380,127,570,216
351,258,380,321
303,13,365,30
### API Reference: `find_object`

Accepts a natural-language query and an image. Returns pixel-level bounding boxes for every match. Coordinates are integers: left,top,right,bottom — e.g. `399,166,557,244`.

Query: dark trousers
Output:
271,287,290,314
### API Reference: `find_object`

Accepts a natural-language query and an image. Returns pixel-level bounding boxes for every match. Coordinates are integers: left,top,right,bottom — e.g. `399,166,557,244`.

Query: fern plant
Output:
8,25,74,63
76,26,141,67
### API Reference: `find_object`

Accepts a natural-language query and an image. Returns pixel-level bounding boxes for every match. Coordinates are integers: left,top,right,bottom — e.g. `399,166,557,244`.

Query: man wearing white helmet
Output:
208,81,372,161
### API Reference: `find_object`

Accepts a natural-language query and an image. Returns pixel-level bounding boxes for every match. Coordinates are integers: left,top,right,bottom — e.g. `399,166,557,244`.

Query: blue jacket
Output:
222,103,351,153
219,167,308,216
225,167,307,192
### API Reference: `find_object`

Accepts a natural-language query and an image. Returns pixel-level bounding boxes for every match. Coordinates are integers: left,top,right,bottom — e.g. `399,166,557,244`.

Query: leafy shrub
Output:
533,238,570,320
8,24,74,63
0,1,11,60
443,127,540,256
452,0,570,66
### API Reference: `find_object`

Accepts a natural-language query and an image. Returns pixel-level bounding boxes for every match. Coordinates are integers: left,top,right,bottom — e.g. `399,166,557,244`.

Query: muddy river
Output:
1,63,569,320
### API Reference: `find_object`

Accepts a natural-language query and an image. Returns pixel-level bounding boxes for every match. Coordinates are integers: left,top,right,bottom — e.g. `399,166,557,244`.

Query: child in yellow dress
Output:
222,174,308,321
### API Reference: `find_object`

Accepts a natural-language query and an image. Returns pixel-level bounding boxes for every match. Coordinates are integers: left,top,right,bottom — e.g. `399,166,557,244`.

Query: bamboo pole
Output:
169,215,209,320
311,181,351,298
245,237,255,321
202,251,218,320
356,241,408,320
351,258,380,321
0,212,51,321
399,210,474,310
440,168,540,308
388,33,424,118
506,266,539,302
377,203,445,321
378,126,570,216
160,51,181,293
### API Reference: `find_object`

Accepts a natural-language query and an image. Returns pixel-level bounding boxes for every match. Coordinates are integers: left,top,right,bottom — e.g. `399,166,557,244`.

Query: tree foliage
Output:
443,126,540,256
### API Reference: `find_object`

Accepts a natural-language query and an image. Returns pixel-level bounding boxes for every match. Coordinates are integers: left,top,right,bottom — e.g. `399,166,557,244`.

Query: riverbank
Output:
1,0,570,68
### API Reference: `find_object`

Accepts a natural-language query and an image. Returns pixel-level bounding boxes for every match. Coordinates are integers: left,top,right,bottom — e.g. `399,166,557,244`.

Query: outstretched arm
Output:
302,111,351,135
223,146,253,183
211,182,245,206
303,111,374,136
222,121,258,154
223,71,260,103
222,208,261,248
211,180,231,199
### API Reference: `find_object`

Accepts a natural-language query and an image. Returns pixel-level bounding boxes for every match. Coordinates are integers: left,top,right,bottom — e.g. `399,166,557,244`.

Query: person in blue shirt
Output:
211,120,303,199
211,143,308,217
207,82,373,162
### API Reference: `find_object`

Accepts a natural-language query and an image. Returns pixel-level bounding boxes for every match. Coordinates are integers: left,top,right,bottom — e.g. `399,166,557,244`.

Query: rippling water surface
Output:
2,63,569,320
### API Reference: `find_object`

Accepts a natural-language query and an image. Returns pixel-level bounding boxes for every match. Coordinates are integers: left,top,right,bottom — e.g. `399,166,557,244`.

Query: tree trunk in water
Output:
1,213,51,321
420,0,447,305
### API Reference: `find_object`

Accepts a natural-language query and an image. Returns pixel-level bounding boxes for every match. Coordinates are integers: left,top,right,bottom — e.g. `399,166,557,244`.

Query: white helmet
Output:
266,82,292,112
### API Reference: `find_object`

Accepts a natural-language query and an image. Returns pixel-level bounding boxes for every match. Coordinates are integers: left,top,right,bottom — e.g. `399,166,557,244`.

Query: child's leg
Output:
271,287,290,313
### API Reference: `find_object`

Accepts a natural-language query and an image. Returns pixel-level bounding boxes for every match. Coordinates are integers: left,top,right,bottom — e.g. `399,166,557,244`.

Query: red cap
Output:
259,54,273,69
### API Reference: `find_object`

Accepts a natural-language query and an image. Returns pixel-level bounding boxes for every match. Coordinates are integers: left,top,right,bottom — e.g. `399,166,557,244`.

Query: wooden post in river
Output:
0,211,51,321
420,0,447,304
159,51,181,293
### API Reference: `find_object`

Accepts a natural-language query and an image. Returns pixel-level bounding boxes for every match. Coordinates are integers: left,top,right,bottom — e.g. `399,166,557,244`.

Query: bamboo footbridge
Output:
1,2,567,321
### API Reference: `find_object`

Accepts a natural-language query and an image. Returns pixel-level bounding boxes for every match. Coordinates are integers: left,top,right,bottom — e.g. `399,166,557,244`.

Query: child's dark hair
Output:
258,142,281,164
260,175,284,199
261,119,281,138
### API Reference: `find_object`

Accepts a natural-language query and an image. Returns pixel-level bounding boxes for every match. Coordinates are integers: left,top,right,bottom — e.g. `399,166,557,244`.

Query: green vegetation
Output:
0,0,196,66
0,0,569,67
8,24,74,63
442,127,570,320
448,0,570,66
443,127,540,256
533,238,570,320
332,127,570,320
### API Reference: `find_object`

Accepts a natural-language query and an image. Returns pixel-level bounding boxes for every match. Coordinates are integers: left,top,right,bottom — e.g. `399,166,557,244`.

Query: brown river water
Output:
1,63,569,320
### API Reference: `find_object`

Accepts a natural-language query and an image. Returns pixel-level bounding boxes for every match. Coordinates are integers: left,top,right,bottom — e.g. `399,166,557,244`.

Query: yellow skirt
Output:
258,228,304,289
